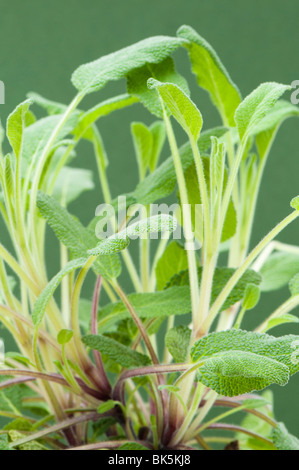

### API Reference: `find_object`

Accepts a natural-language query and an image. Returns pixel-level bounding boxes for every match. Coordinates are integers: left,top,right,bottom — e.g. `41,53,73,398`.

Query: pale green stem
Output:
185,390,218,441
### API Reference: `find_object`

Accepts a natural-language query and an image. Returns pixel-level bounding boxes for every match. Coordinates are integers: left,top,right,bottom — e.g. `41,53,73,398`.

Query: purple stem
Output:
91,275,111,394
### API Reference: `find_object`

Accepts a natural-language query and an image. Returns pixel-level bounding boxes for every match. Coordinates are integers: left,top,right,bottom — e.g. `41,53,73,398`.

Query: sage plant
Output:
0,25,299,450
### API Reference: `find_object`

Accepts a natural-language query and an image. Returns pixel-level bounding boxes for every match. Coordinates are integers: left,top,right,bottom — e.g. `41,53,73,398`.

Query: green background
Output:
1,0,299,438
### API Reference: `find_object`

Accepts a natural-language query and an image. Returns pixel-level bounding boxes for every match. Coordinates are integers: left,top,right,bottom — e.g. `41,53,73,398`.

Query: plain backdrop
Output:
0,0,299,438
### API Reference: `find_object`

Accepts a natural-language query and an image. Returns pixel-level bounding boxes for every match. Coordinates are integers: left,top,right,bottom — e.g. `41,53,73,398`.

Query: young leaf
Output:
6,99,32,159
242,284,260,311
148,121,166,172
272,422,299,450
32,257,88,327
82,334,151,368
57,329,73,345
37,191,121,279
98,286,191,333
259,252,299,292
71,36,186,94
131,122,153,180
127,56,189,117
167,266,261,312
155,241,188,291
52,166,94,206
148,79,203,141
165,325,191,363
177,25,241,126
290,195,299,211
263,314,299,333
234,82,290,141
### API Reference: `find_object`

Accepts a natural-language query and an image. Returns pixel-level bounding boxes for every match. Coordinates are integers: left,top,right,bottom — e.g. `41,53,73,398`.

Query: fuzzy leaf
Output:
127,56,189,117
272,422,299,450
82,334,151,368
235,82,290,141
167,266,261,312
32,257,87,327
197,350,289,397
191,328,299,377
72,36,186,94
98,286,191,333
37,191,121,279
148,79,203,140
6,99,32,159
52,166,94,205
177,25,241,126
259,252,299,292
289,273,299,297
165,325,191,363
155,241,188,290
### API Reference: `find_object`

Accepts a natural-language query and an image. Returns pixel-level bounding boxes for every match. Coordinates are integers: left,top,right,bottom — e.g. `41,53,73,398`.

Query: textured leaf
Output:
37,191,121,279
259,252,299,292
235,82,290,141
177,25,241,126
52,166,94,205
167,266,261,312
197,350,289,397
131,122,153,180
98,286,191,333
191,329,299,377
155,241,188,290
32,257,87,327
72,36,186,94
27,92,67,115
6,99,32,159
82,334,151,368
289,273,299,297
148,79,203,140
127,56,189,117
165,325,191,363
272,422,299,450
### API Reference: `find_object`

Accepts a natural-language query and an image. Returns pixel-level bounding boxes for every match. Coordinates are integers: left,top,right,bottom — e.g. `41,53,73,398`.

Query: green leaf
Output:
0,382,22,415
177,25,241,126
32,257,87,327
148,121,166,172
263,314,299,333
37,191,121,279
82,334,151,368
165,325,191,363
260,252,299,292
132,127,228,206
8,430,47,450
127,56,189,117
131,122,153,180
272,422,299,450
148,79,203,141
289,273,299,296
118,443,148,450
191,329,299,396
255,100,299,160
71,35,186,94
290,195,299,211
98,286,191,333
27,92,67,115
57,329,73,345
52,166,94,205
6,99,32,159
155,241,188,290
242,284,260,310
235,82,290,141
97,400,120,414
74,94,137,140
197,350,289,397
168,266,261,312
